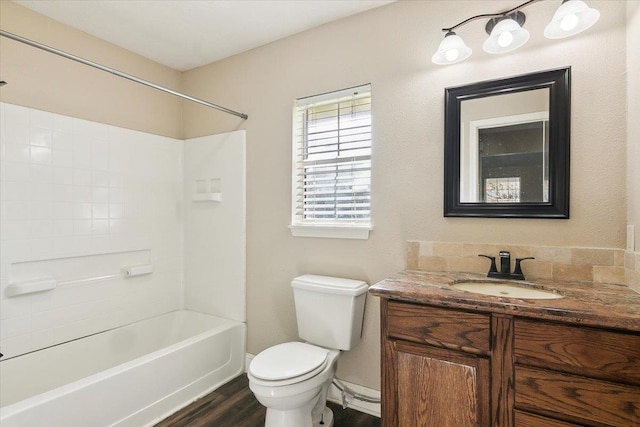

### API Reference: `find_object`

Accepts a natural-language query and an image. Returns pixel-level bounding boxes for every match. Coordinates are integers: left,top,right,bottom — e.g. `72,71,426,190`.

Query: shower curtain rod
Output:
0,29,248,120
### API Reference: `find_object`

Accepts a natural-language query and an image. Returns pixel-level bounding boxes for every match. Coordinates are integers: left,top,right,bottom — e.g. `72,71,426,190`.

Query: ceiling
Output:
13,0,395,71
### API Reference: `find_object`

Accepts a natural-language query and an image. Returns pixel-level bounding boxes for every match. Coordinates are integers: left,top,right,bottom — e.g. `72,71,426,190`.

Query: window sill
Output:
289,224,372,240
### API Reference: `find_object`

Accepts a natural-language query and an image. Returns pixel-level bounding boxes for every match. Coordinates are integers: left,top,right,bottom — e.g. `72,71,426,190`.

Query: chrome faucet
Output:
478,251,535,280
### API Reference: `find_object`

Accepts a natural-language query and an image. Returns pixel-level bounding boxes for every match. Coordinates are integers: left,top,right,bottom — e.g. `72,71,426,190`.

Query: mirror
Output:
444,67,570,218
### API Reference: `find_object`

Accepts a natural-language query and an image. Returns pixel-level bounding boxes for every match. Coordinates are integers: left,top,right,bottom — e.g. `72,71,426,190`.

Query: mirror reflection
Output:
460,89,549,203
443,67,570,218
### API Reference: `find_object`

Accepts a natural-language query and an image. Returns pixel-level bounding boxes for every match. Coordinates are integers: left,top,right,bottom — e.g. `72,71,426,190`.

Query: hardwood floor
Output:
155,374,381,427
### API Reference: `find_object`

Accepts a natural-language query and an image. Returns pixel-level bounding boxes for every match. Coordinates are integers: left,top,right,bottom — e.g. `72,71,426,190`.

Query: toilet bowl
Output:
248,342,340,427
248,275,368,427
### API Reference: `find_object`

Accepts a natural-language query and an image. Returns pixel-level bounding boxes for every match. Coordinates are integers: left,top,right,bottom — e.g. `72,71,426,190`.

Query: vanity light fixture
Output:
431,31,473,65
544,0,601,39
432,0,600,65
483,11,530,54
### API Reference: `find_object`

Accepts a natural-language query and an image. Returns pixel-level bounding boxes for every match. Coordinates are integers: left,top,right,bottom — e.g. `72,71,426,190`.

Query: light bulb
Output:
432,31,472,65
560,13,579,31
483,12,529,54
545,0,600,39
445,49,459,62
497,31,513,48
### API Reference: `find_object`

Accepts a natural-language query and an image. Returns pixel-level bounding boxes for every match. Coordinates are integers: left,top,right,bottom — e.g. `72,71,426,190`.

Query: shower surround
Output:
0,102,183,358
0,102,246,358
0,103,247,424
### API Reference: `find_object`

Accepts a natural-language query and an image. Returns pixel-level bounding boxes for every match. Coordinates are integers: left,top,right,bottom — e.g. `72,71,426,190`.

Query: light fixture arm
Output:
442,0,542,32
485,11,526,35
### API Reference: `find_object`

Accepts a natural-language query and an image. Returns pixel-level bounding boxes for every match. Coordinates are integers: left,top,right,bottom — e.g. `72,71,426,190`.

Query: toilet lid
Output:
249,342,329,381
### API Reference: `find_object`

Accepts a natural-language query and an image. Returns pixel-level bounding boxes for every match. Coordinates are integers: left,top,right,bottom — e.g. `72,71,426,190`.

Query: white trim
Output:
461,111,549,202
291,102,299,232
245,353,380,417
289,224,371,240
295,84,371,108
245,353,255,372
327,379,381,418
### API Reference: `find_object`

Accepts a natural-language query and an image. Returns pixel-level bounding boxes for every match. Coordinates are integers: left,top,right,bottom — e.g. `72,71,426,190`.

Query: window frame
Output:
289,84,372,240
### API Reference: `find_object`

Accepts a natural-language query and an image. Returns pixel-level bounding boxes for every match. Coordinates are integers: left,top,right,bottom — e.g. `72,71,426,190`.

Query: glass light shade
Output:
544,0,600,39
431,31,472,65
483,18,530,54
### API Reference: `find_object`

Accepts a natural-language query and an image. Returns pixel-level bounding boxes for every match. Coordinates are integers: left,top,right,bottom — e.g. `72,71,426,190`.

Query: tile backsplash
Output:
0,103,183,358
407,241,628,286
626,250,640,292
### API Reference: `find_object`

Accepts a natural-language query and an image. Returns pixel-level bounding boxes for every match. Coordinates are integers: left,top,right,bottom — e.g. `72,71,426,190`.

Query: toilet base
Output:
315,407,334,427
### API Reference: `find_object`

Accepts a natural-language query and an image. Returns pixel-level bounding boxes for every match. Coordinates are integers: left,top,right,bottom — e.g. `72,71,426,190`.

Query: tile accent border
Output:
626,250,640,292
407,241,627,285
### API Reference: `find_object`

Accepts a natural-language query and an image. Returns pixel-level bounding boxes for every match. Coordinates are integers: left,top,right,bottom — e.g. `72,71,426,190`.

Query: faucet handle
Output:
478,254,498,276
513,257,535,280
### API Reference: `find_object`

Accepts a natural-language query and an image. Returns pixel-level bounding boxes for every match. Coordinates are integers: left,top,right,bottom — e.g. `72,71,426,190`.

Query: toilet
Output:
248,274,368,427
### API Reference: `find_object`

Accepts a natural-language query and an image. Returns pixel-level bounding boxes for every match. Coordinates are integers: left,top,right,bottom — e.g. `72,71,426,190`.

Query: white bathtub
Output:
0,310,246,427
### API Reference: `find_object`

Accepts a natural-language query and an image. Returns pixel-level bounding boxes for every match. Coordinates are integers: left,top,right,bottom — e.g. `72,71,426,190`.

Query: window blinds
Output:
292,84,372,225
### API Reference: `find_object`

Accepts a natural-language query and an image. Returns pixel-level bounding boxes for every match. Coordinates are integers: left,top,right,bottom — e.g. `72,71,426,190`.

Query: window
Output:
484,177,521,203
290,84,372,239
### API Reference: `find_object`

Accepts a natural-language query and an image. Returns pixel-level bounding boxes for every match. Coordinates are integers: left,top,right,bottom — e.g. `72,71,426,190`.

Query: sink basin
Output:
451,282,564,299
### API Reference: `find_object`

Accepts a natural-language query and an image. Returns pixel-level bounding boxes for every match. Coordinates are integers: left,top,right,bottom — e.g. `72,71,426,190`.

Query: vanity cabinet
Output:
513,319,640,426
383,301,491,426
379,299,640,427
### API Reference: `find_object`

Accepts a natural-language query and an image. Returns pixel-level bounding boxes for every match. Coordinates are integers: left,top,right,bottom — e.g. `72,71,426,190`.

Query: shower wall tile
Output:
0,103,183,359
4,143,31,163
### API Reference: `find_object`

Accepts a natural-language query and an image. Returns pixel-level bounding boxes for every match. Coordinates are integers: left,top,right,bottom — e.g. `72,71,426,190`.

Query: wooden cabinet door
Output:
384,339,490,427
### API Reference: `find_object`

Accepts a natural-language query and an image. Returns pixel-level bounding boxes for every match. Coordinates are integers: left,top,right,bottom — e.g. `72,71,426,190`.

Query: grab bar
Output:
5,277,57,297
6,263,154,297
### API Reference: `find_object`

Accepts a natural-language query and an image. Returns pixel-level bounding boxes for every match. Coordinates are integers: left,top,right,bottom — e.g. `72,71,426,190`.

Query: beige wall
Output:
1,0,631,392
183,0,628,389
628,1,640,251
0,1,183,138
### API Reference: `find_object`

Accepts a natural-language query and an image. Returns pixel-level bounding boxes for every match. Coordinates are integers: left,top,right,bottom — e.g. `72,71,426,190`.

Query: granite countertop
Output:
369,270,640,332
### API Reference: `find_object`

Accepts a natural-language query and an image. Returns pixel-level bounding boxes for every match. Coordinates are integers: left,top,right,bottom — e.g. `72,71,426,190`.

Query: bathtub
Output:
0,310,246,427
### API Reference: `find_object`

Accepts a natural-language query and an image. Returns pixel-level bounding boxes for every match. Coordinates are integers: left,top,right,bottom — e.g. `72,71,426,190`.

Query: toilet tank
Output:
291,274,368,351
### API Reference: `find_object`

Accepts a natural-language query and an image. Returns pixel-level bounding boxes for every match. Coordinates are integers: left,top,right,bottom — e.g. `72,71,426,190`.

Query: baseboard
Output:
327,380,381,418
244,353,380,418
245,353,254,372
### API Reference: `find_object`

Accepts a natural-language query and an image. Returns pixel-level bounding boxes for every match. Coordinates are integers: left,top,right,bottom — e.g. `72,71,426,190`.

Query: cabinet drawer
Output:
514,318,640,385
387,301,490,354
515,410,582,427
515,366,640,426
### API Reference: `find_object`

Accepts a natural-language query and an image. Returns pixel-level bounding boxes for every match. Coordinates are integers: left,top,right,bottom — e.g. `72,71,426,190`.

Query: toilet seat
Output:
249,342,329,386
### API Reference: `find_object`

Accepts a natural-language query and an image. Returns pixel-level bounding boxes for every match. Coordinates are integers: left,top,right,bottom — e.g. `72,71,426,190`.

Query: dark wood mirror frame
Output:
444,67,571,218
